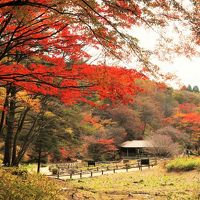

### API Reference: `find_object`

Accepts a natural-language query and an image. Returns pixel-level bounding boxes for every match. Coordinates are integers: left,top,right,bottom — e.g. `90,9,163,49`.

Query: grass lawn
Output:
166,157,200,172
66,164,200,200
1,158,199,199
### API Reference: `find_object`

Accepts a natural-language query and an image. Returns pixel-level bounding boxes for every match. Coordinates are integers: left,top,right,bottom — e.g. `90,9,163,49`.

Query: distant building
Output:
120,140,154,157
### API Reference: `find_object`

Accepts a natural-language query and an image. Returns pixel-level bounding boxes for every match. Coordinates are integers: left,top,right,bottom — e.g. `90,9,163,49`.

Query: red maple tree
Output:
169,112,200,151
0,1,147,166
0,0,146,105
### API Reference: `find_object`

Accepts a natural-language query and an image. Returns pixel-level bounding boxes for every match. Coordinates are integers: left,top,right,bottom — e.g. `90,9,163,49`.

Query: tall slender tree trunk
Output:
142,122,147,135
37,147,42,173
11,107,30,166
13,116,38,166
3,86,16,166
0,87,10,137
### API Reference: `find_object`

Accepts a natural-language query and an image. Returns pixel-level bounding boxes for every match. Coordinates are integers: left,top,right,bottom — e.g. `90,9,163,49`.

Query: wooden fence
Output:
49,158,157,180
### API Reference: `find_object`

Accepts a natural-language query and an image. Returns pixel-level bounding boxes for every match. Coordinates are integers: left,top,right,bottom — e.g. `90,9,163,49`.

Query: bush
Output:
166,157,200,172
51,168,59,175
49,165,54,172
0,168,62,200
10,168,28,178
41,164,47,168
3,167,28,178
125,163,131,169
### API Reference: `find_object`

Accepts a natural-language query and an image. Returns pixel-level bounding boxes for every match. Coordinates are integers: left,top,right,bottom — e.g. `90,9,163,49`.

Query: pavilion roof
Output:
120,140,154,148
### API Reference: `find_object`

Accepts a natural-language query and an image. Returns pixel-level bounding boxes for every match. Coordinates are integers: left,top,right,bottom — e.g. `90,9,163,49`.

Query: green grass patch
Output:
166,157,200,172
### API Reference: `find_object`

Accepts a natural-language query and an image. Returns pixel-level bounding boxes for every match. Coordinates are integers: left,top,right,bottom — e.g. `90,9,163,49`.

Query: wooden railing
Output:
49,157,157,180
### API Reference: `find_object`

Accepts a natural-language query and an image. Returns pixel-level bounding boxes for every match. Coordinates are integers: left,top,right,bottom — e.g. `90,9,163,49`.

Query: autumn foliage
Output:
0,0,147,105
0,63,145,106
169,112,200,149
87,138,117,161
0,0,199,166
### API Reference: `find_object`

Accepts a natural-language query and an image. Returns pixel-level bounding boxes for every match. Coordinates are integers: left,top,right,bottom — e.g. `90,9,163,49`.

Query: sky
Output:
88,1,200,90
88,26,200,89
118,0,200,89
158,56,200,89
131,27,200,89
89,42,200,89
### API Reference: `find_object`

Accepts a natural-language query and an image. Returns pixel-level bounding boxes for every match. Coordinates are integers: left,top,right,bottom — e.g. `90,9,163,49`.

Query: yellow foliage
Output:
65,127,73,135
44,111,55,117
30,55,42,62
0,88,6,109
0,56,13,63
16,91,41,112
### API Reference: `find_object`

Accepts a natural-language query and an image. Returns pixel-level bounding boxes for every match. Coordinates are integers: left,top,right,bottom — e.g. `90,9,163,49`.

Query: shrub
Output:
49,165,54,172
41,164,47,168
125,163,131,169
10,168,28,178
4,167,28,178
52,168,59,175
166,157,200,172
0,168,62,200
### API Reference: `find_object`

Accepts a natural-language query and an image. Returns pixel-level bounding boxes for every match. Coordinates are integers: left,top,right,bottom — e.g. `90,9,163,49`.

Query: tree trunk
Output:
11,107,30,166
37,147,42,173
12,97,46,166
13,116,39,166
142,122,147,135
3,86,16,166
0,87,10,137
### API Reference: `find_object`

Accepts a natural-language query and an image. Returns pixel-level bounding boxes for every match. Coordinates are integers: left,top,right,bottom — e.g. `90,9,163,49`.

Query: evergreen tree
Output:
33,116,58,173
187,84,193,91
193,86,199,93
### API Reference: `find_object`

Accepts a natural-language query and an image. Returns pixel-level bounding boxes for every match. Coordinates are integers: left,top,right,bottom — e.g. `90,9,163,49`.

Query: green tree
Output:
187,85,193,91
33,124,58,173
173,90,200,105
193,86,199,93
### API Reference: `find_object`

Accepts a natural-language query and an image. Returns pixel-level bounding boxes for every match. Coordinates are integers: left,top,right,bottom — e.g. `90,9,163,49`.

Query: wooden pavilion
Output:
120,140,154,157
